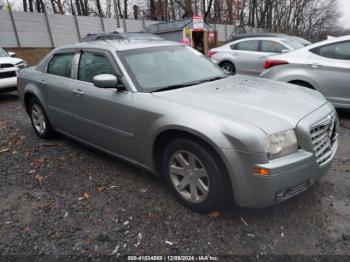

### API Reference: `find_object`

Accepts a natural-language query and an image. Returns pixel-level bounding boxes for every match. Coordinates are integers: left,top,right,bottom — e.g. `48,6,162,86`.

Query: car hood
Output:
0,57,23,65
152,75,327,134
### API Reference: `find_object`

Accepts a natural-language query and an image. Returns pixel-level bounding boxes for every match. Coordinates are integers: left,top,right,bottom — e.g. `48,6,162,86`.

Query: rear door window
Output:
261,40,286,53
78,51,116,83
47,53,74,78
231,40,259,52
311,41,350,60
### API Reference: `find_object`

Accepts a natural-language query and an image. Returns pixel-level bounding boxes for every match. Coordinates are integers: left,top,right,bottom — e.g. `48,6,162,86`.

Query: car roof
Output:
312,35,350,46
80,32,164,42
229,37,288,43
55,39,183,52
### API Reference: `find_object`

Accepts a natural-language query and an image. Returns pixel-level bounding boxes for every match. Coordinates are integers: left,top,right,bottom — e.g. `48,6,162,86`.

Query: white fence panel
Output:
103,18,120,32
125,19,144,32
0,10,18,47
48,14,79,46
77,16,103,38
12,11,51,47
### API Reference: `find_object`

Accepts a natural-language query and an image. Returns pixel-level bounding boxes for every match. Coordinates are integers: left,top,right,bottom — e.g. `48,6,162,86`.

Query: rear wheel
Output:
28,98,54,139
220,62,236,75
162,138,231,213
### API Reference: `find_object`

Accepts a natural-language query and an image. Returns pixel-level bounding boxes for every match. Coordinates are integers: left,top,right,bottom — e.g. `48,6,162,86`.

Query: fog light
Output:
253,166,270,176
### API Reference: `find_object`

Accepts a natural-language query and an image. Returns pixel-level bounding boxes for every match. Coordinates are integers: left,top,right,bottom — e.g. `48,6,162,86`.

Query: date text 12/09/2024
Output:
127,255,219,261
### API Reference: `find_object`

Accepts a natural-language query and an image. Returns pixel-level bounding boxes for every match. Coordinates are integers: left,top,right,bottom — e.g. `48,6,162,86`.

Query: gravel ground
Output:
0,92,349,259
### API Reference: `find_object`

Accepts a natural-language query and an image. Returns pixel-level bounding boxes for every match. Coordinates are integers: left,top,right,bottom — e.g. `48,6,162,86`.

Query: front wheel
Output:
29,98,54,139
220,62,236,75
162,138,231,213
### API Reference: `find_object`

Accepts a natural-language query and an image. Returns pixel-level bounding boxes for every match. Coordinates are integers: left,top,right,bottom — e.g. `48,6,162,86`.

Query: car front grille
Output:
0,63,14,69
310,113,338,166
0,70,17,79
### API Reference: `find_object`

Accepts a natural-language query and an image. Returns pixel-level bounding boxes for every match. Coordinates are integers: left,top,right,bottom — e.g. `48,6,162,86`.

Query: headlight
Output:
264,129,298,159
15,61,28,70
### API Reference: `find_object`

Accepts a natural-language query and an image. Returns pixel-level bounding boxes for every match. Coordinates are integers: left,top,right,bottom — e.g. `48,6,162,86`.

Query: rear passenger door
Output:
230,40,260,75
41,50,77,134
70,49,136,160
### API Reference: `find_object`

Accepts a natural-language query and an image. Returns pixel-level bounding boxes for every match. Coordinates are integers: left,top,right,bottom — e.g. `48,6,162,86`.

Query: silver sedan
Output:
261,35,350,109
209,37,305,75
17,39,338,213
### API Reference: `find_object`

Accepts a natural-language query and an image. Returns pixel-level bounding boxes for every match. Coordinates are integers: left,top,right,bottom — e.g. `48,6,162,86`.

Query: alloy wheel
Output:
31,104,46,135
169,150,210,203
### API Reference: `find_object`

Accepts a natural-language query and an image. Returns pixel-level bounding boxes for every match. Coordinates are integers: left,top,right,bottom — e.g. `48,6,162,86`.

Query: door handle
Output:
259,55,267,59
40,80,46,85
73,89,84,96
309,63,321,68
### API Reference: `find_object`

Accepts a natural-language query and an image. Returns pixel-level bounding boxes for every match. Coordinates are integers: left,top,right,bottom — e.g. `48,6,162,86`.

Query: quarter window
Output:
231,40,259,52
311,41,350,60
78,52,116,83
47,53,74,78
261,40,285,53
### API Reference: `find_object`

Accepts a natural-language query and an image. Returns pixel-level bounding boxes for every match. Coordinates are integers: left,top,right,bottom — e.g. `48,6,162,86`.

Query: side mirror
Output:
8,52,16,57
281,49,290,54
93,74,118,89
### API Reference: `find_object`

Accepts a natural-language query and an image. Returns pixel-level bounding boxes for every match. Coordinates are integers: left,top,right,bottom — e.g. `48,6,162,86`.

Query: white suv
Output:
0,47,28,93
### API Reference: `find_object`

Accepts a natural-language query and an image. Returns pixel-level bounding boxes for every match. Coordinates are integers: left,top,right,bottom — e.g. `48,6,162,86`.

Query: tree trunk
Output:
123,0,128,19
96,0,103,17
76,0,82,16
204,0,213,22
133,5,139,19
184,0,192,18
28,0,34,12
23,0,28,12
56,0,64,14
169,0,176,20
150,0,156,20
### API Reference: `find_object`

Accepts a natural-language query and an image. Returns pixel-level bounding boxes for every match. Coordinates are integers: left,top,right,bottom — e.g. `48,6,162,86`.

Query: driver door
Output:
70,49,136,160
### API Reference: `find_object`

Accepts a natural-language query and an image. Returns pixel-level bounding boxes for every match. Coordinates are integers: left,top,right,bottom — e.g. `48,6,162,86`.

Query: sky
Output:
339,0,350,28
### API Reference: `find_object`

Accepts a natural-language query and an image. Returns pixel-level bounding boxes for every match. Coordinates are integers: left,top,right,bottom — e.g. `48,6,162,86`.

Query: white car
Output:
208,37,305,75
0,47,28,93
260,35,350,109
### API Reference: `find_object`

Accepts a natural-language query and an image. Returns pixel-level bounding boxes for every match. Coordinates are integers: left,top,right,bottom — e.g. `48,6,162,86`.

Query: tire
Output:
220,62,236,75
28,98,54,139
162,138,231,213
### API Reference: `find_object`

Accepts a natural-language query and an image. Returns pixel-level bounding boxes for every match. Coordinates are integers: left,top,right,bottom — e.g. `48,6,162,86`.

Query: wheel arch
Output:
218,59,236,68
152,129,234,200
288,80,315,89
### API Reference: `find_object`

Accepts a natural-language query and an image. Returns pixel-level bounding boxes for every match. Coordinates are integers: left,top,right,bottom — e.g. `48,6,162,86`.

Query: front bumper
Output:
221,103,338,208
0,76,17,93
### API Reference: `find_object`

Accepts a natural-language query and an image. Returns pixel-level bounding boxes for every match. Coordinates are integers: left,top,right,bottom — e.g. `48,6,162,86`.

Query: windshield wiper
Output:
151,75,228,93
152,82,201,92
198,75,228,83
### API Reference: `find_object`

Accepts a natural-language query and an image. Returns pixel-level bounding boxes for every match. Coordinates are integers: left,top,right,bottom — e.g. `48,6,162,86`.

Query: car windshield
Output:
0,48,9,57
119,45,226,92
281,39,305,50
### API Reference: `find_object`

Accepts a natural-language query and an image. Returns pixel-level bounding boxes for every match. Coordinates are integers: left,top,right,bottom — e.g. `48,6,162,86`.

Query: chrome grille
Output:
0,70,16,79
310,113,338,166
0,63,14,68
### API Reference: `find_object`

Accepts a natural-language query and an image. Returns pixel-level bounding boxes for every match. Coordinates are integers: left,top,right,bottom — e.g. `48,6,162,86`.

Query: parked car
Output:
17,39,338,213
0,47,28,93
226,33,311,47
261,35,350,109
209,37,305,75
